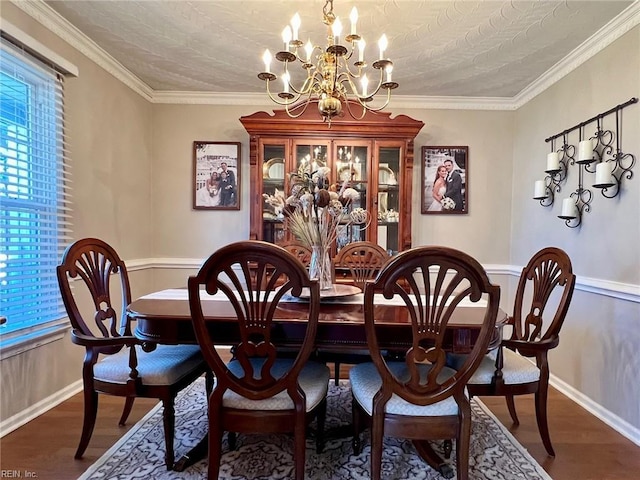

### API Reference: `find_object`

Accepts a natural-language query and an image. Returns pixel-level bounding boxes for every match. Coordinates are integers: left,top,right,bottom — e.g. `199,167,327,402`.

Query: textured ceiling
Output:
45,0,632,98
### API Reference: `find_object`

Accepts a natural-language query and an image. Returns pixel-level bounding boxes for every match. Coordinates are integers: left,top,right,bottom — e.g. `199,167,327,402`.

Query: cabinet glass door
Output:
261,143,287,244
377,146,401,254
294,142,329,176
334,142,369,251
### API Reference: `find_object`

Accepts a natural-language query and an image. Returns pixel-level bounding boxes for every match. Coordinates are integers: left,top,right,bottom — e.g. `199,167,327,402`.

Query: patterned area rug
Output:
79,378,552,480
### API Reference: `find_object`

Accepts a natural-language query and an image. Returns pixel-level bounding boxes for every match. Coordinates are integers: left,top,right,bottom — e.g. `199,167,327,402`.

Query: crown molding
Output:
11,0,639,111
513,2,640,108
9,0,154,102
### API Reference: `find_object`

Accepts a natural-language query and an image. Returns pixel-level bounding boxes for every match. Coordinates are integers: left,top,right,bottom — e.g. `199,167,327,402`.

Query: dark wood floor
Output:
2,368,639,480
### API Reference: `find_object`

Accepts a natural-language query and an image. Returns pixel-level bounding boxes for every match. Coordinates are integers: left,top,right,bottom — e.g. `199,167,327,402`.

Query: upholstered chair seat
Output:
221,359,329,411
93,345,205,385
449,348,541,385
350,362,460,416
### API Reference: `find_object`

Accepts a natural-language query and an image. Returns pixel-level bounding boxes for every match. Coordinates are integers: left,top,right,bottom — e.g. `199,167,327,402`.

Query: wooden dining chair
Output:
449,246,575,456
56,238,210,470
280,241,313,267
349,246,500,480
320,241,391,384
188,240,330,480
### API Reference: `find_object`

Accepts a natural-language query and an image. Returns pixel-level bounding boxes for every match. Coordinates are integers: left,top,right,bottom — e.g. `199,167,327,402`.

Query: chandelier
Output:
257,0,398,125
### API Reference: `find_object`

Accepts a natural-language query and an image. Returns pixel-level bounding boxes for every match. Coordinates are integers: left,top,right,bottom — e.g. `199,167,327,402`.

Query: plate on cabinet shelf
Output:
378,165,397,185
263,158,285,179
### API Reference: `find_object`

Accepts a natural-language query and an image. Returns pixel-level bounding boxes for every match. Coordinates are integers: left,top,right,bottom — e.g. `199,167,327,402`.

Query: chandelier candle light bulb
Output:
358,38,365,62
263,50,272,73
350,7,358,35
282,26,292,51
378,34,388,60
361,74,368,97
332,18,342,45
291,13,301,42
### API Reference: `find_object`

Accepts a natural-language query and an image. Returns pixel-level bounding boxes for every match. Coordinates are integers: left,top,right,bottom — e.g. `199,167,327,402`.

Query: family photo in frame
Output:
193,141,241,210
421,146,468,214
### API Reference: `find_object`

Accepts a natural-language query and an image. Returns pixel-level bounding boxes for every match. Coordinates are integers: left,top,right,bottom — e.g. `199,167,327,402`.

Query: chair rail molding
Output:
125,258,640,303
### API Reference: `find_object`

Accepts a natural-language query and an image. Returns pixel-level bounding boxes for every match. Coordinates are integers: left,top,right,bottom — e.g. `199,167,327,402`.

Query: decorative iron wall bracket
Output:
535,97,637,228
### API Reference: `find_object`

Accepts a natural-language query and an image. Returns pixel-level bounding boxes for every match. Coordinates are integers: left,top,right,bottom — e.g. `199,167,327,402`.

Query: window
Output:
0,36,71,338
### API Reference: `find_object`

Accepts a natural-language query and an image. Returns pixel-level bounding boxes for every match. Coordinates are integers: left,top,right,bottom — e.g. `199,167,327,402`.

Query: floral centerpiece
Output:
263,164,370,289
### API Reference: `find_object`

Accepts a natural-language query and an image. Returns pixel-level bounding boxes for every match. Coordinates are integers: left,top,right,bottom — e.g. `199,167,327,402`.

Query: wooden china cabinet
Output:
240,105,424,256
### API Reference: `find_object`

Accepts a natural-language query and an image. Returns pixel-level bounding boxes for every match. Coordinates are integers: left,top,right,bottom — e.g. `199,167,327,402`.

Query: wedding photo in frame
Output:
193,141,241,210
421,146,468,214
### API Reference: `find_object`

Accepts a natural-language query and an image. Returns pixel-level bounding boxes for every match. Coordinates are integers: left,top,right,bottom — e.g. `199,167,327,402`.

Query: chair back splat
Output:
188,240,329,480
349,246,500,480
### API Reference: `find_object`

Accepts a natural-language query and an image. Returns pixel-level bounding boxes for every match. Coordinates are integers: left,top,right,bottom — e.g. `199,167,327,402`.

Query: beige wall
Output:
151,106,515,266
1,3,155,422
511,26,640,431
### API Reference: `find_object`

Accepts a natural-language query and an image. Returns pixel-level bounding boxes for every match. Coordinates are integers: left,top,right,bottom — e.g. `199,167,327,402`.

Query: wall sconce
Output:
535,97,637,228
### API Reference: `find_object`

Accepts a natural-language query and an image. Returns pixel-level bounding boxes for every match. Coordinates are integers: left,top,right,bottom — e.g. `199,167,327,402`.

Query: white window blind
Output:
0,36,72,335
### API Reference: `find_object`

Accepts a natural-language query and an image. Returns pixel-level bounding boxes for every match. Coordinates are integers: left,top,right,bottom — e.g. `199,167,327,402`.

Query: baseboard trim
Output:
549,373,640,447
0,379,83,438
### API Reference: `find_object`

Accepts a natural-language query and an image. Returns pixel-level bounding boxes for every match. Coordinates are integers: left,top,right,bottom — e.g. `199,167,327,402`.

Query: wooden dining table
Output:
130,287,507,355
128,287,507,475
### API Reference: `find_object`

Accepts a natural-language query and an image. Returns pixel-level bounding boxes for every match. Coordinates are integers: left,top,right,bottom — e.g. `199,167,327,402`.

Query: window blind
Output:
0,36,72,335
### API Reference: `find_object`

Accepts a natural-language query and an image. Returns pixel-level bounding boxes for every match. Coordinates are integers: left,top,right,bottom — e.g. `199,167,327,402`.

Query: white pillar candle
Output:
546,152,560,171
595,161,613,185
561,198,577,218
534,180,547,198
577,139,594,162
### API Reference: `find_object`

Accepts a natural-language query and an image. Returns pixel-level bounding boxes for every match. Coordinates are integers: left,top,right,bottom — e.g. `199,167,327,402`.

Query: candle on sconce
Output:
577,139,594,163
561,198,578,218
595,161,613,185
534,180,547,199
546,152,560,171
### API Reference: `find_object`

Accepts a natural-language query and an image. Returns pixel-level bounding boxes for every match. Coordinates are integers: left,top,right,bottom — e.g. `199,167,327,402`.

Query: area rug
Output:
78,378,552,480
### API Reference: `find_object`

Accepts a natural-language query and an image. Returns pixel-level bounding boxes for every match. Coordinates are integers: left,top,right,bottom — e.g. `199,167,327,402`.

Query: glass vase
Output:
308,245,333,291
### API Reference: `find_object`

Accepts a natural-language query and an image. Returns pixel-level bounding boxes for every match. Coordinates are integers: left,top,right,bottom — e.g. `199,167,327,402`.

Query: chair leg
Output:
205,370,214,399
118,397,135,426
351,397,362,455
75,389,99,459
294,412,306,480
370,413,384,480
315,397,327,454
208,405,223,480
334,362,340,386
505,395,520,425
161,398,176,470
456,412,472,480
228,431,237,450
535,384,555,456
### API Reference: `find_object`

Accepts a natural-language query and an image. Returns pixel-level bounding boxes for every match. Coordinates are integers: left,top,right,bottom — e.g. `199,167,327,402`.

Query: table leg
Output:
173,436,208,472
413,440,454,479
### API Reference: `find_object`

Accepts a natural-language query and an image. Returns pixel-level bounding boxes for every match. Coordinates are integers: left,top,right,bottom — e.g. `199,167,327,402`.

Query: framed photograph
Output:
193,141,241,210
421,146,468,214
